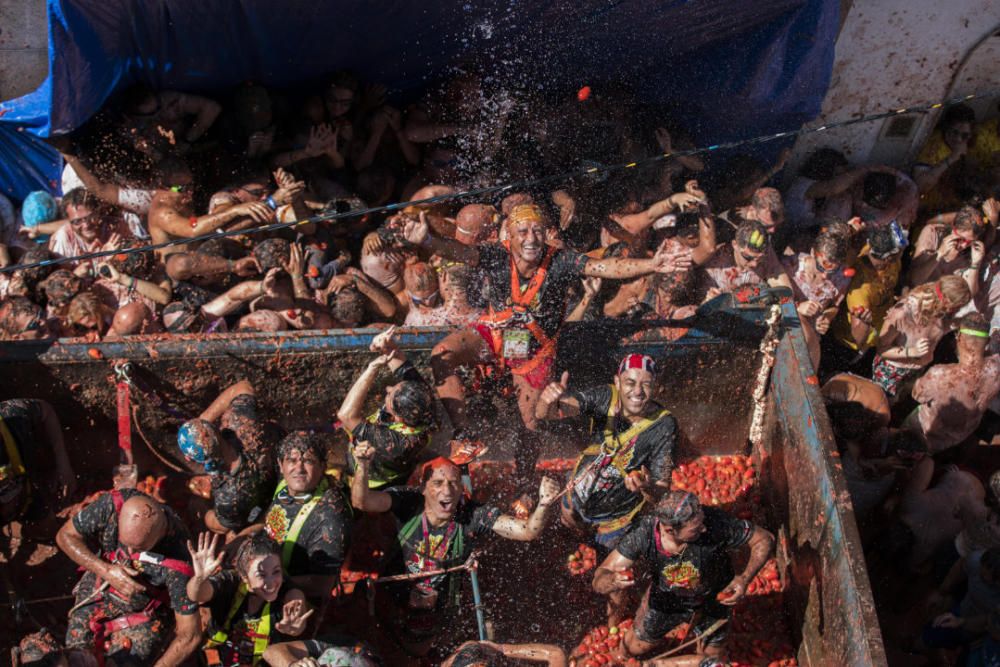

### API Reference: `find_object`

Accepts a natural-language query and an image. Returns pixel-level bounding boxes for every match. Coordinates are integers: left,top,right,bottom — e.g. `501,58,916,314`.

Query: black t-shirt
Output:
347,361,431,488
264,481,351,579
384,487,501,605
566,385,677,523
0,399,43,475
205,569,291,663
477,243,589,343
72,489,197,615
210,394,277,531
616,509,752,612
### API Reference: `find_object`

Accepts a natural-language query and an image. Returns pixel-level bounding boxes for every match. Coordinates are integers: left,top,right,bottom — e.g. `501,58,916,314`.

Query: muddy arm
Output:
200,380,255,422
153,611,202,667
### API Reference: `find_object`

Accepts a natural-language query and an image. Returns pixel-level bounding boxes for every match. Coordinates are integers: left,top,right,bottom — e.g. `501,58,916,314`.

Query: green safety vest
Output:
204,581,271,666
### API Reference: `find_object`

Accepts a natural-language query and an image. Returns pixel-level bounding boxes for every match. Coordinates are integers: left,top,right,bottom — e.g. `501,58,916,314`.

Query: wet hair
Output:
330,287,365,326
735,220,770,251
813,230,849,265
954,206,986,235
66,291,107,330
18,247,55,295
0,297,41,336
861,172,896,209
233,532,281,580
278,430,327,463
110,239,155,279
39,269,82,308
958,312,990,346
653,490,702,532
819,219,852,240
442,263,472,293
940,103,976,131
867,225,899,260
909,275,971,325
156,157,191,187
799,148,849,181
391,380,435,427
403,262,438,295
62,187,100,211
419,457,461,486
253,238,291,272
751,188,783,217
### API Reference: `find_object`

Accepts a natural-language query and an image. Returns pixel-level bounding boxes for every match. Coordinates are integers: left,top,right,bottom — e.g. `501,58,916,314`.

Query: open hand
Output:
275,598,314,636
186,531,224,580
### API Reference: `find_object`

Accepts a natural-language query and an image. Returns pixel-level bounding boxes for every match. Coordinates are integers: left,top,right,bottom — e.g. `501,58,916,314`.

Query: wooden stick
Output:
646,618,729,661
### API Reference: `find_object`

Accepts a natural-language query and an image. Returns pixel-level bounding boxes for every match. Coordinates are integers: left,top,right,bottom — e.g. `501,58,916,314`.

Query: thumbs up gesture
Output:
540,371,570,410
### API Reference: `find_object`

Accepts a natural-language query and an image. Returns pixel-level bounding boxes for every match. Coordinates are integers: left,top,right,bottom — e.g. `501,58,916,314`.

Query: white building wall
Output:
787,0,1000,177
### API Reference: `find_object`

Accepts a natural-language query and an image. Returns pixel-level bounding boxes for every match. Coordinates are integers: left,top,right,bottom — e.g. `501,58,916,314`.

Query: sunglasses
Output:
408,290,440,306
739,250,764,264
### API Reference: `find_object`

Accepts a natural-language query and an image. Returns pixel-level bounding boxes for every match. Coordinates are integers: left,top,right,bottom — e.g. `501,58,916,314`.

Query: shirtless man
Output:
147,159,273,256
699,219,792,301
403,203,691,482
903,313,1000,452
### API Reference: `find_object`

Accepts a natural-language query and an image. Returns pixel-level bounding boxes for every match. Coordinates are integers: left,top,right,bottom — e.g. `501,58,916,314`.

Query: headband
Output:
959,327,990,338
618,353,657,376
507,203,544,227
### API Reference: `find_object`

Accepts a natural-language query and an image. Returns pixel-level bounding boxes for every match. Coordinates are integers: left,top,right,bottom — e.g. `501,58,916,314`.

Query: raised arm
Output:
200,379,255,423
177,92,222,143
185,532,224,603
347,268,399,320
350,441,393,512
151,200,273,239
583,242,693,280
534,371,581,421
200,269,280,319
401,214,481,266
337,327,406,430
61,154,123,209
490,477,559,541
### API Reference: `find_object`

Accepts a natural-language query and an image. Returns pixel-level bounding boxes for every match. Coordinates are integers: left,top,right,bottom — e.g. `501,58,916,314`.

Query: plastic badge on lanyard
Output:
502,329,531,359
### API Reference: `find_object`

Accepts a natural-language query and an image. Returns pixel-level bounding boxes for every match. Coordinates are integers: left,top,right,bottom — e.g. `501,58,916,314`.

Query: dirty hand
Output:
402,213,430,246
353,440,377,465
814,314,832,335
305,124,337,158
652,242,693,274
911,338,932,357
369,325,398,354
101,563,144,599
685,179,707,201
275,598,314,636
362,233,385,256
100,233,124,254
97,263,121,282
282,243,304,277
607,569,636,591
233,201,274,224
537,476,561,507
716,576,747,606
273,167,296,190
851,306,873,326
797,300,822,318
983,198,1000,226
669,192,704,211
233,256,260,277
937,235,962,262
186,531,224,580
540,371,570,408
367,350,397,371
581,276,602,298
272,179,306,205
624,465,652,494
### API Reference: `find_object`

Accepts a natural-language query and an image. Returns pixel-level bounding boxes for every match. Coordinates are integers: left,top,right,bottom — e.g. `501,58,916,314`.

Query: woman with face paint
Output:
188,532,311,666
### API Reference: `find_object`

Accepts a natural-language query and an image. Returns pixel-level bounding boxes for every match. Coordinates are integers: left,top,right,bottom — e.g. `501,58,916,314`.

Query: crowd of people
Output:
2,69,1000,666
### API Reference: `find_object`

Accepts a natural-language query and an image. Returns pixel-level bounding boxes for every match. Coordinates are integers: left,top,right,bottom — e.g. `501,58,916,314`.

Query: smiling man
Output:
351,442,560,657
263,432,351,599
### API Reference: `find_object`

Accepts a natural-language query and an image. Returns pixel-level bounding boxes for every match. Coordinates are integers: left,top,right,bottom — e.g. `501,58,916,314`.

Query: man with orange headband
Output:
400,203,692,483
350,442,560,657
902,312,1000,452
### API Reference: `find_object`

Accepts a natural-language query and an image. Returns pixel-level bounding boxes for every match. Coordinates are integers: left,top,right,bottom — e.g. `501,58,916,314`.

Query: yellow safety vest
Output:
204,582,271,666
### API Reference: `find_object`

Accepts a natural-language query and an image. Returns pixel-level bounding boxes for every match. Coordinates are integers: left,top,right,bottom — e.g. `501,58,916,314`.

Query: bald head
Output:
455,204,498,245
110,302,155,337
118,495,167,551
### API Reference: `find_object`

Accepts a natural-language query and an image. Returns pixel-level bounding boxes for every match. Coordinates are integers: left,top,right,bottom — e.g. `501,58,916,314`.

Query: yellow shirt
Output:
972,118,1000,171
830,250,901,352
914,131,959,212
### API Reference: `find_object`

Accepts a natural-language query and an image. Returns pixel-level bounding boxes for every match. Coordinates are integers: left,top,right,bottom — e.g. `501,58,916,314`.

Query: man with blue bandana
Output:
177,380,276,534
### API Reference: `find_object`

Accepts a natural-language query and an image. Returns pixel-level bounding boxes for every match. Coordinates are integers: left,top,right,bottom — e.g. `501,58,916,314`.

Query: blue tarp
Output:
0,0,838,202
